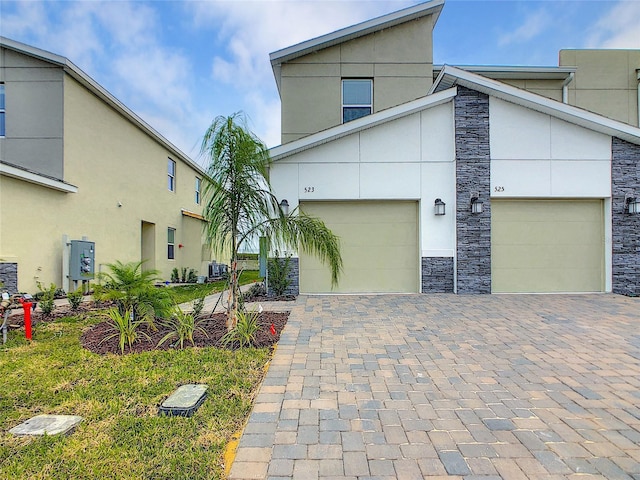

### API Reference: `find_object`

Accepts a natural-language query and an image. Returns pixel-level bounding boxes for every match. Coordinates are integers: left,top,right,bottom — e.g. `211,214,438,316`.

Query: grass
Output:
167,270,263,304
0,311,271,479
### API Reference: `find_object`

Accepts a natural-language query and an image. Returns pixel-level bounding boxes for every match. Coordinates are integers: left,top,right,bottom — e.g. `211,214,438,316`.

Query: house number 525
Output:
304,186,315,193
494,186,505,192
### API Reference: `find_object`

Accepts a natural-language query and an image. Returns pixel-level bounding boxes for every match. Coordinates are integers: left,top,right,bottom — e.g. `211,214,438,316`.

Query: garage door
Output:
491,199,604,293
299,201,419,293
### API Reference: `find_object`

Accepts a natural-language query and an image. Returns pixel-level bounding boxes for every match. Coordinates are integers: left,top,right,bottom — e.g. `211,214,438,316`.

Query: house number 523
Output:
494,186,505,192
304,186,315,193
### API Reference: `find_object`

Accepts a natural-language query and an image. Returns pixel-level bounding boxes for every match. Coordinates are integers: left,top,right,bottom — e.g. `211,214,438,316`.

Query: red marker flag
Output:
270,323,276,335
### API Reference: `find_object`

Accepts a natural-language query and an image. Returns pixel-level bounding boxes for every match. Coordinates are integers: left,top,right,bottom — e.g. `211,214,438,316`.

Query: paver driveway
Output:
229,294,640,479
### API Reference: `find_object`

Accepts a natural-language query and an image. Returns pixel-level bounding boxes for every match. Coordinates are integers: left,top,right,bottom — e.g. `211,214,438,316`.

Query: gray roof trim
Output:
270,87,456,161
269,0,444,67
433,64,576,80
0,36,204,175
431,65,640,145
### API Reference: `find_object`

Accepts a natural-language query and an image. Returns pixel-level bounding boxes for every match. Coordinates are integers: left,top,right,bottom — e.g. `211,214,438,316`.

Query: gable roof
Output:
431,65,640,146
0,36,204,175
269,0,444,93
270,87,457,161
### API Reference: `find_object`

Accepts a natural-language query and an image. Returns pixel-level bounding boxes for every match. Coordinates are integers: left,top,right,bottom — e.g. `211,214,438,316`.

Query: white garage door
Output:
491,199,604,293
299,201,419,293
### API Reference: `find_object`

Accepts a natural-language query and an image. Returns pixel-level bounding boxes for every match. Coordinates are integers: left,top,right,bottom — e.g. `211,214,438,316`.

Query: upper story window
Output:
342,79,372,123
168,158,176,192
195,177,201,204
0,84,5,137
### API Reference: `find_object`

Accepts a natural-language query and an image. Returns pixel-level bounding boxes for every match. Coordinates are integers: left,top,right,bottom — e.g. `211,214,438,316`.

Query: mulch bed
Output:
80,312,289,355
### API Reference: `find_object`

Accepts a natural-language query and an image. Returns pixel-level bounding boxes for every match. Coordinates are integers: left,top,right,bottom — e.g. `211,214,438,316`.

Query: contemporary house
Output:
268,0,640,296
0,37,211,294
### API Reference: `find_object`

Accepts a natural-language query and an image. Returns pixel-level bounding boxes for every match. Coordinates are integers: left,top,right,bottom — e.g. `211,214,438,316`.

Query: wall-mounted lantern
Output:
470,192,483,214
625,193,639,214
279,199,290,216
434,198,446,216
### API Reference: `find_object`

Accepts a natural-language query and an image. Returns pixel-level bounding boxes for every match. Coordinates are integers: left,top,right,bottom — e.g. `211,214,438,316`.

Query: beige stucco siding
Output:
491,199,604,293
280,16,435,143
298,201,419,293
560,49,640,127
0,73,207,293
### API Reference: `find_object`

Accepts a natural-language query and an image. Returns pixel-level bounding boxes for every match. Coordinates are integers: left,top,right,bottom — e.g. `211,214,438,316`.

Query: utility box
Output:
70,240,95,281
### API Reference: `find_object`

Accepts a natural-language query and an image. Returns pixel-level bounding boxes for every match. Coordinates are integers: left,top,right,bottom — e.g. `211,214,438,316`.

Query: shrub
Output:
36,282,57,316
244,282,266,300
187,269,198,283
192,296,206,318
221,307,261,349
157,307,207,349
67,288,84,310
171,268,180,283
100,307,149,354
94,261,172,330
268,254,292,297
181,267,187,283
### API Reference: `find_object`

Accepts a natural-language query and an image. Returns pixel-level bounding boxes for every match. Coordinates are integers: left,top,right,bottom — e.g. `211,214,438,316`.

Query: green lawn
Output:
0,310,271,479
167,270,263,304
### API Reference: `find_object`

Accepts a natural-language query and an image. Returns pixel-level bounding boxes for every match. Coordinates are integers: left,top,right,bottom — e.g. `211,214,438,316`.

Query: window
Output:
195,177,201,204
0,84,5,137
167,227,176,260
342,79,372,123
168,158,176,191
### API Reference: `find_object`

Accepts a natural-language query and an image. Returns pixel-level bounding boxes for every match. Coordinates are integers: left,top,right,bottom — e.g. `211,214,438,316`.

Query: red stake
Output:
270,323,276,336
20,300,32,341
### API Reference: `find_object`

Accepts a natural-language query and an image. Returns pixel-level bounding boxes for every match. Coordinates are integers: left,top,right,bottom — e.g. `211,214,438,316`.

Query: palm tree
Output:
200,113,342,330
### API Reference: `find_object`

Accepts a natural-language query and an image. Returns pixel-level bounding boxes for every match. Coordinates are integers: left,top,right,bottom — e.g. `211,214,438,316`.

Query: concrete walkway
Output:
229,294,640,480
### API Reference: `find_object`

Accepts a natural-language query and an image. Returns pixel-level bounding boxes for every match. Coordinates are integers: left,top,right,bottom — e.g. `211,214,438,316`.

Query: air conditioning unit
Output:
208,262,228,279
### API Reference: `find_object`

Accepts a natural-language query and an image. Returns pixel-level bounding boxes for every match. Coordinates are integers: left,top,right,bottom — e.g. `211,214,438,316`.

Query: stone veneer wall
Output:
267,257,300,296
0,263,18,293
455,87,492,294
612,137,640,296
421,257,454,293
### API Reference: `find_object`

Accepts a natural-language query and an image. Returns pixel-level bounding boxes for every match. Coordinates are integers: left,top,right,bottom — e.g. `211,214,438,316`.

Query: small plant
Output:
244,282,266,301
67,288,84,310
221,306,262,349
181,267,187,283
187,269,198,283
171,268,180,283
268,254,292,297
100,307,149,354
157,307,207,349
36,282,57,316
192,296,206,318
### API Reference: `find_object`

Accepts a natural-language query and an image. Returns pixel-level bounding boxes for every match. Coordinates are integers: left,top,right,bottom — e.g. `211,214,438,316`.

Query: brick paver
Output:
229,294,640,479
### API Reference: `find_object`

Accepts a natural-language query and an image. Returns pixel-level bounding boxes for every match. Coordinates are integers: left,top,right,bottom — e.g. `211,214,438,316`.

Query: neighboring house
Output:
268,0,640,296
0,37,210,294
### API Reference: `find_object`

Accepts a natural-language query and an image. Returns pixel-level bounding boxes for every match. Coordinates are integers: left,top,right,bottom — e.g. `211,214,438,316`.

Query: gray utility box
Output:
70,240,95,281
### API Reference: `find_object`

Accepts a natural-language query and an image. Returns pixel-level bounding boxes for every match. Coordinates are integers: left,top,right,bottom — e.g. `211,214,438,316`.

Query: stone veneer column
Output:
455,87,491,294
612,137,640,296
421,257,454,293
267,257,299,296
0,263,18,293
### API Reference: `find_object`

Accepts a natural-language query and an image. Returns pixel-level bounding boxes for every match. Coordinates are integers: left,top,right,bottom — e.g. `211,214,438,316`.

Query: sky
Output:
1,0,639,163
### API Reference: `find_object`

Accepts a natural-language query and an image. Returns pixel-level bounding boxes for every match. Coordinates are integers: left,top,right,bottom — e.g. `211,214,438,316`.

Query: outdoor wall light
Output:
625,193,639,214
434,198,446,216
470,192,483,214
279,199,290,216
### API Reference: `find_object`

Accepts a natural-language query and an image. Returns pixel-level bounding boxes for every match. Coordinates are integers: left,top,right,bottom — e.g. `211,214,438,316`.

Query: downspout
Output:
562,72,575,104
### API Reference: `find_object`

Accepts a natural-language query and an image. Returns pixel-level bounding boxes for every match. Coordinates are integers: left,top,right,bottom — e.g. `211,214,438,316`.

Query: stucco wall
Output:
280,15,435,143
0,72,208,293
0,48,64,179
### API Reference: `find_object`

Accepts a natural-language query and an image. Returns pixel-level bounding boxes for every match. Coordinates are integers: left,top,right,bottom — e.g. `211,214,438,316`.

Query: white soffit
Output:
270,0,445,67
0,163,78,193
432,64,576,81
270,87,457,161
431,65,640,146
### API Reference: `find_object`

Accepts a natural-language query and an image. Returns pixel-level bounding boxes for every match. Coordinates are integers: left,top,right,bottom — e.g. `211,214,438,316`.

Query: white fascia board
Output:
432,64,576,80
0,37,205,176
431,65,640,146
270,87,457,161
269,0,444,67
0,163,78,193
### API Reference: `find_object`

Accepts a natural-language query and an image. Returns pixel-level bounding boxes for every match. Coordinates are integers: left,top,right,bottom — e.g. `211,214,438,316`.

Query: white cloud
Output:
587,1,640,48
498,9,552,47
